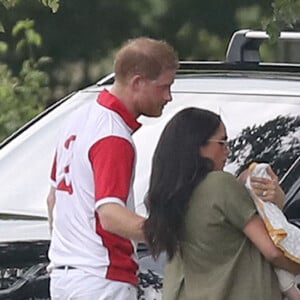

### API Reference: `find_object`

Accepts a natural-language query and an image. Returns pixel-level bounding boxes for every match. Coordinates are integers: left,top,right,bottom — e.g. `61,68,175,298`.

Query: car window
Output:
134,91,300,215
281,157,300,193
284,179,300,222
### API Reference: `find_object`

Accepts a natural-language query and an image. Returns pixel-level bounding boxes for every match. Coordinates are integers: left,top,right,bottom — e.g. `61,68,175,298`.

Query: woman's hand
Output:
250,166,285,209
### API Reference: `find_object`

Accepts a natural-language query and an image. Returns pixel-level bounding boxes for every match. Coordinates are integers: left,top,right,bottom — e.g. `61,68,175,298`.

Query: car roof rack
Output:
226,29,300,64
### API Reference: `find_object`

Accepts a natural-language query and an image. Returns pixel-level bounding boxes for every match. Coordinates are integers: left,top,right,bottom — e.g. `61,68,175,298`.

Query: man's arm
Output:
244,214,300,275
90,136,145,241
97,203,145,241
46,186,56,233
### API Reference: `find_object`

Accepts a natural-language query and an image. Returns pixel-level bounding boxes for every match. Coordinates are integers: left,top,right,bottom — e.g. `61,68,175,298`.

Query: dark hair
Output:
144,107,222,260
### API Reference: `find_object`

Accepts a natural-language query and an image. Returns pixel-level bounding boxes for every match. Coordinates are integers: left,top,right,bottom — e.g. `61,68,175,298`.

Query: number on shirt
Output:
56,135,76,194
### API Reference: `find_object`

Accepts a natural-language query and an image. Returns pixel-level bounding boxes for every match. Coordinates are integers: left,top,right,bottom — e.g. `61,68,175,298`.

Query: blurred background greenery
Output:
0,0,300,141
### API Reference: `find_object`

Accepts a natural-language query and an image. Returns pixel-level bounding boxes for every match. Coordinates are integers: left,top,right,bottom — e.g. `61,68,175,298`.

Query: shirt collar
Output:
97,89,141,132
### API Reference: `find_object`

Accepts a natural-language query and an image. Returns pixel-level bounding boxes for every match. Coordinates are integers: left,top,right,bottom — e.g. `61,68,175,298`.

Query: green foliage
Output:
0,19,51,142
0,40,7,53
0,0,19,9
0,0,59,32
13,19,42,56
196,30,227,60
0,0,17,31
265,0,300,42
236,5,267,29
0,0,59,141
0,0,58,10
39,0,59,13
0,58,50,142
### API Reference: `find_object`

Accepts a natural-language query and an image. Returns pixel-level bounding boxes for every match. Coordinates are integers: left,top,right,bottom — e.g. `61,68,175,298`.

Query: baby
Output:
245,162,300,300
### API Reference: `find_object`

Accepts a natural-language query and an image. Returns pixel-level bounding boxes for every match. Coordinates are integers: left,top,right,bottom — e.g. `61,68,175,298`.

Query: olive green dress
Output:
162,171,282,300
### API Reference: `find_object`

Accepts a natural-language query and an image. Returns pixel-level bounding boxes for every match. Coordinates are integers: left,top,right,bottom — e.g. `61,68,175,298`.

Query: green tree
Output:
0,0,299,143
0,0,59,142
0,18,50,142
0,0,162,100
265,0,300,41
228,115,300,179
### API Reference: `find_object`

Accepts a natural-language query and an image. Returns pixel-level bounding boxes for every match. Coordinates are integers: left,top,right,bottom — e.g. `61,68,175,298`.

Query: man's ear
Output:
131,74,144,91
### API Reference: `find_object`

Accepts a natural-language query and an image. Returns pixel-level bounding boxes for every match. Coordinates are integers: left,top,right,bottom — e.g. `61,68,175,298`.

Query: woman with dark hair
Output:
144,107,300,300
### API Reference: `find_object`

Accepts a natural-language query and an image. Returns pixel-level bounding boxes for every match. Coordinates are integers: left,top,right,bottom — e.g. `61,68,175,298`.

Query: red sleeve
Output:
89,136,135,204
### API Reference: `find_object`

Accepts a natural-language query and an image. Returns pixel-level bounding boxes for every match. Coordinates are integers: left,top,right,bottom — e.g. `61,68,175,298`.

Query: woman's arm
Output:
243,214,300,275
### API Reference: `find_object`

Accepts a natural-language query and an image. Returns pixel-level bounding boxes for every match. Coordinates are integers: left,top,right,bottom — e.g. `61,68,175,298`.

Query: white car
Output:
0,29,300,299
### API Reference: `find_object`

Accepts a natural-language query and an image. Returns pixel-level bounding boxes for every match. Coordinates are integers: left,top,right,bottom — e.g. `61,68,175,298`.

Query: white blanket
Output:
245,162,300,291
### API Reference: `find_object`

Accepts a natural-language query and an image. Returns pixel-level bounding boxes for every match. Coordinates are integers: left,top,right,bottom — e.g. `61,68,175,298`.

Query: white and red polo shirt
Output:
48,89,142,285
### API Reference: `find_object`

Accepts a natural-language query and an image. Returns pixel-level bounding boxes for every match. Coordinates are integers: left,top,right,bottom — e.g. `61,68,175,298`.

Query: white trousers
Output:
50,267,137,300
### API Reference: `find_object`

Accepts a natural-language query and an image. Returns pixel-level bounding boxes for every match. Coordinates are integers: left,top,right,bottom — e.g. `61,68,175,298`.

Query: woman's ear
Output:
199,144,208,158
